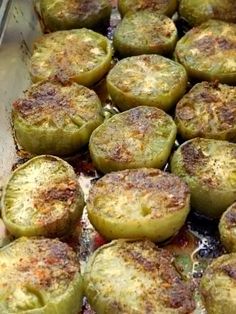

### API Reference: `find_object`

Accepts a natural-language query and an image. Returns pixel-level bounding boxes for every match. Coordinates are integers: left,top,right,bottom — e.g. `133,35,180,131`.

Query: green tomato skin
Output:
175,20,236,85
118,0,178,17
0,273,83,314
200,254,236,314
30,30,113,87
106,55,188,112
219,203,236,252
40,0,112,31
113,12,177,57
179,0,236,26
13,114,103,156
107,62,187,112
170,139,236,218
175,82,236,142
89,107,177,173
0,238,83,314
1,156,85,238
87,169,190,242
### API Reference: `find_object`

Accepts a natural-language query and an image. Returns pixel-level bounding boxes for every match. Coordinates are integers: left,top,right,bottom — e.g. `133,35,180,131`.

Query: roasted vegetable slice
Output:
84,240,195,314
40,0,112,31
175,20,236,84
107,55,187,112
12,81,104,156
200,253,236,314
219,202,236,252
1,155,84,237
179,0,236,26
30,29,112,86
171,138,236,218
89,106,177,173
113,12,177,57
175,81,236,141
87,168,190,242
118,0,178,17
0,237,83,314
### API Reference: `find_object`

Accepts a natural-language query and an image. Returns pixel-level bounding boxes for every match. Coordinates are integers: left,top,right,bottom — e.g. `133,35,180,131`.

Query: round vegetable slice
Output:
40,0,112,31
89,106,177,173
107,55,187,112
219,202,236,252
113,12,177,57
30,29,112,86
175,20,236,84
0,237,83,314
12,81,104,156
87,168,190,242
84,240,195,314
170,138,236,218
1,155,84,237
175,81,236,141
179,0,236,26
200,253,236,314
118,0,178,17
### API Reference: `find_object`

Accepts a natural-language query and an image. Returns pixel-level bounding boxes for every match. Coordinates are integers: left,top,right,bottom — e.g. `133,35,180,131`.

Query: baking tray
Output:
0,1,224,313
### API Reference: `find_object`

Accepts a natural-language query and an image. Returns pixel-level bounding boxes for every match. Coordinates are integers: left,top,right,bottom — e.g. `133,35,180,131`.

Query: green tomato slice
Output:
12,81,104,156
107,54,187,112
87,168,190,242
113,12,177,57
30,29,112,86
118,0,178,17
89,106,177,173
1,155,84,237
40,0,112,31
175,20,236,84
175,81,236,142
179,0,236,26
200,253,236,314
84,240,195,314
219,202,236,252
171,138,236,218
0,237,83,314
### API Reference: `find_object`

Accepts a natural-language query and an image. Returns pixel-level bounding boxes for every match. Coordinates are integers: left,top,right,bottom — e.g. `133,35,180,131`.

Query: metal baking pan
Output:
0,1,224,313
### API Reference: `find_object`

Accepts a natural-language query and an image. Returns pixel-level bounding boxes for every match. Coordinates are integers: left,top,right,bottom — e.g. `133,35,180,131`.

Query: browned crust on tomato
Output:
113,241,195,313
13,81,99,126
176,82,236,136
89,168,189,213
121,0,173,11
34,180,78,219
0,238,79,291
181,141,207,176
91,106,174,164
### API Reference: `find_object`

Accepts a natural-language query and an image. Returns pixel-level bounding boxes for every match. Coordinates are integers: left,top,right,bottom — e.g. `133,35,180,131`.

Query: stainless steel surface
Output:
0,0,41,186
0,0,12,43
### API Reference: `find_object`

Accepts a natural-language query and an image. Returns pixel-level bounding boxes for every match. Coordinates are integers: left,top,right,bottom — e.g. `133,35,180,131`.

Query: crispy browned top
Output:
44,0,110,18
13,81,101,128
34,179,78,226
122,0,172,11
204,254,236,282
89,168,189,215
181,141,207,176
91,240,195,313
90,106,176,165
179,138,236,189
0,238,79,295
176,82,236,137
